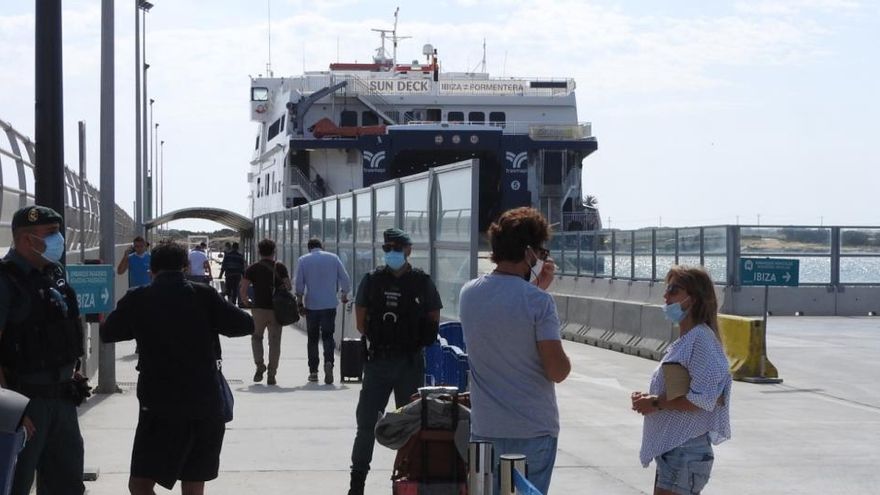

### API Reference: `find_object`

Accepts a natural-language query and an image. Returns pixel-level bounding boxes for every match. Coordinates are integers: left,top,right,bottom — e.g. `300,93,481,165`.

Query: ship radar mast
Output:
371,7,411,67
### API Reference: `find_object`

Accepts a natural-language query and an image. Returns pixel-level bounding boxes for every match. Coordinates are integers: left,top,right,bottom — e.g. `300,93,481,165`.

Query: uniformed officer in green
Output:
347,228,442,495
0,205,86,495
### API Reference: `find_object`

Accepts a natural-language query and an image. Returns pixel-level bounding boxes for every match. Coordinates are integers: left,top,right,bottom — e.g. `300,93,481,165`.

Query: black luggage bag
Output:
340,303,365,382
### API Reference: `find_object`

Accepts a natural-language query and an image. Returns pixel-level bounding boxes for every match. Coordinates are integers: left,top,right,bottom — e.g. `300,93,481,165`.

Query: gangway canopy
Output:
144,207,253,233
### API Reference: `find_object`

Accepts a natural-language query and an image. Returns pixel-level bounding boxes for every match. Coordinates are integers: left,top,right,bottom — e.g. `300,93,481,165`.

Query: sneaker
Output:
324,364,334,385
253,364,267,382
307,372,318,383
267,374,277,386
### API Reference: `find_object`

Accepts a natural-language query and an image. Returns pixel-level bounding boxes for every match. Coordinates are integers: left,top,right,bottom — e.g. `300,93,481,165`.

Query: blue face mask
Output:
662,301,688,323
384,250,406,270
32,232,65,263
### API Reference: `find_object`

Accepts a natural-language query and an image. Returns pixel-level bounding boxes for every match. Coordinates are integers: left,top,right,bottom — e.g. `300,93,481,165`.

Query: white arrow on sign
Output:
101,288,109,305
782,272,791,283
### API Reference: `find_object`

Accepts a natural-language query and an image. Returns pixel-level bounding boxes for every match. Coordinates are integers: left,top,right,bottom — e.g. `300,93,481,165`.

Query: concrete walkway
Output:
77,316,880,494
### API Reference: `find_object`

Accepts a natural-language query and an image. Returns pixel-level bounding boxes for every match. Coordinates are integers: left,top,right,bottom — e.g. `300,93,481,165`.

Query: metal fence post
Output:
468,441,494,495
499,454,527,495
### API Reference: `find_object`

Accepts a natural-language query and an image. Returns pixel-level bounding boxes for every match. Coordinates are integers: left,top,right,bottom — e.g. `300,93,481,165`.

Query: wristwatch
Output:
652,398,662,410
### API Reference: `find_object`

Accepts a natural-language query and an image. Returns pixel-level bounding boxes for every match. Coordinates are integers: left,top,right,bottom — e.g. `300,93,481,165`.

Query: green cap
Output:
383,228,412,246
11,205,63,230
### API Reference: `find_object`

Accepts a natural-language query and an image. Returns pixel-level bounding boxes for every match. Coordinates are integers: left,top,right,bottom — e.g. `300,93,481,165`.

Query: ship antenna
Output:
481,38,486,73
266,0,273,77
371,7,410,66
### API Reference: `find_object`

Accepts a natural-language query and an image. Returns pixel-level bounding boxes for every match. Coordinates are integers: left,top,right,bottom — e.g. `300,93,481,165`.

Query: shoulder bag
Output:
271,261,299,325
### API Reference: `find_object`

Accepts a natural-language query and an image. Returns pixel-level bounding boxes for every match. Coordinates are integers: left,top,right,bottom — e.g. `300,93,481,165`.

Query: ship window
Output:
489,112,506,125
254,135,260,150
447,111,464,122
268,118,281,141
251,87,269,101
265,173,270,196
426,109,442,122
468,111,485,123
257,177,262,197
386,111,400,123
280,117,285,132
362,111,379,126
340,110,358,127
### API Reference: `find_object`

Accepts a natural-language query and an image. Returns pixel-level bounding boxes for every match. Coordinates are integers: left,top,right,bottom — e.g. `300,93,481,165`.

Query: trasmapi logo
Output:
363,151,386,169
505,151,528,170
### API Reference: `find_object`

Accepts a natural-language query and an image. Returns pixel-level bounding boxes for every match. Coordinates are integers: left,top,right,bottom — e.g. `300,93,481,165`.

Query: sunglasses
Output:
529,246,550,261
665,284,684,296
381,244,405,253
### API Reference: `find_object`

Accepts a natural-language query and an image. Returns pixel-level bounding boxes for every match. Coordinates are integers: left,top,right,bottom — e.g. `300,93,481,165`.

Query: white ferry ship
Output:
248,10,598,233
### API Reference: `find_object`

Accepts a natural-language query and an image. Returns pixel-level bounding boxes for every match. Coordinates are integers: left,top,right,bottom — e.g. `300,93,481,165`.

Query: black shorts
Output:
131,408,226,490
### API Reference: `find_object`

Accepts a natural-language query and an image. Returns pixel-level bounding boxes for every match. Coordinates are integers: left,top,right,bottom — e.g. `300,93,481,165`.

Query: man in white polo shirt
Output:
186,242,211,284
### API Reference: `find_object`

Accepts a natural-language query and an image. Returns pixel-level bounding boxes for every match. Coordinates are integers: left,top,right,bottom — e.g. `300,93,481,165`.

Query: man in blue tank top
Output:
116,236,151,287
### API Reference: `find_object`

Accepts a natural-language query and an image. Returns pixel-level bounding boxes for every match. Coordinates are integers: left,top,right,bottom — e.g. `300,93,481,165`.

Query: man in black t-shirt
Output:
240,239,291,386
101,241,254,493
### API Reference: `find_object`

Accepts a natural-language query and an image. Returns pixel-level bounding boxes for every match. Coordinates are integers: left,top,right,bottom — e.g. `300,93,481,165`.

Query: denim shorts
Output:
654,433,714,495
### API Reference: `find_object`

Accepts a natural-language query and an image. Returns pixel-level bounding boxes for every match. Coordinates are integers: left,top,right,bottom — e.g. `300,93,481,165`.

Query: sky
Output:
0,0,878,231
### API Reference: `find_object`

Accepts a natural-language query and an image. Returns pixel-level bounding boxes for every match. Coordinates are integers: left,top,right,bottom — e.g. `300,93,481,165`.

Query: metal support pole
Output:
78,121,86,262
98,0,119,394
134,0,142,233
468,441,494,495
148,98,153,220
34,0,66,254
142,61,150,220
499,454,527,495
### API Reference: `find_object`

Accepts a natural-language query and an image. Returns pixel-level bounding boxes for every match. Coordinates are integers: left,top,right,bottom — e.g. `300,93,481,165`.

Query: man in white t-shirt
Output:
186,242,211,284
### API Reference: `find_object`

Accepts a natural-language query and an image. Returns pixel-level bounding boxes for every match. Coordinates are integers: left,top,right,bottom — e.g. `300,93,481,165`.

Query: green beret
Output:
383,228,412,246
11,205,63,230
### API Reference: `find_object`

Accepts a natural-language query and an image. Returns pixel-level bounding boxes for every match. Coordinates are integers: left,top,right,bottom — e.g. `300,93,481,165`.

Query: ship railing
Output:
332,74,398,123
400,120,593,139
288,164,323,201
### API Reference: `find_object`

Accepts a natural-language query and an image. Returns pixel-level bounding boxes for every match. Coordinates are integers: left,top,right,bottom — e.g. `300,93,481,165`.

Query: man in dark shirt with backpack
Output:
347,228,442,495
240,238,291,386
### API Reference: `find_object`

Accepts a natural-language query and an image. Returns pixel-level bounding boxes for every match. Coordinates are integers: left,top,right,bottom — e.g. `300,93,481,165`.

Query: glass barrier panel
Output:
656,229,676,256
741,227,831,254
678,228,701,255
840,228,880,255
310,204,323,240
560,233,579,275
678,255,701,268
703,227,727,255
403,179,430,243
634,230,653,279
407,248,430,273
703,255,727,283
339,197,354,243
324,198,338,242
594,232,611,277
613,232,633,278
374,186,397,238
656,255,676,279
435,248,471,319
353,246,374,295
436,168,472,242
355,192,372,242
339,244,356,287
840,257,880,284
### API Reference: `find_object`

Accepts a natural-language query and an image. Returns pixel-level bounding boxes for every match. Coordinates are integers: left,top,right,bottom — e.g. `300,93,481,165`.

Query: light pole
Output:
148,97,154,220
160,139,164,216
153,122,159,218
135,0,153,232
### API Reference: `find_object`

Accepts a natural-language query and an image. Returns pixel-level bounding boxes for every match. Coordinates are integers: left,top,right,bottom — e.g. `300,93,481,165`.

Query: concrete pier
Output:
78,316,880,494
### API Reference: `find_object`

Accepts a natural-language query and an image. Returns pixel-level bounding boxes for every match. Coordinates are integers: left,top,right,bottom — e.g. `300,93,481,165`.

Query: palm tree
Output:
582,195,602,230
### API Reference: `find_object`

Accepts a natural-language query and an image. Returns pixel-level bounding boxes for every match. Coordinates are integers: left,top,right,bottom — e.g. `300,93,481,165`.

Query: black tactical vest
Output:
365,266,437,353
0,260,84,376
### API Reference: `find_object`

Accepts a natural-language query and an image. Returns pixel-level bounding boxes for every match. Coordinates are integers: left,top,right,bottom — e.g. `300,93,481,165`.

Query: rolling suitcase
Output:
340,302,365,382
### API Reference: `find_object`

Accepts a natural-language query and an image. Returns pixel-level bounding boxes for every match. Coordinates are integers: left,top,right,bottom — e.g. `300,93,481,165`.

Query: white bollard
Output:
499,453,527,495
468,441,494,495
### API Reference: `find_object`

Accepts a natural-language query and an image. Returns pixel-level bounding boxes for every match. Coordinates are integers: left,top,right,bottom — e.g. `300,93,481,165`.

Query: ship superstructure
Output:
248,11,598,232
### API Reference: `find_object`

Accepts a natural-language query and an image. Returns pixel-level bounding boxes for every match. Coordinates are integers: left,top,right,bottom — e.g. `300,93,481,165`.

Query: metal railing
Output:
1,117,135,254
552,225,880,286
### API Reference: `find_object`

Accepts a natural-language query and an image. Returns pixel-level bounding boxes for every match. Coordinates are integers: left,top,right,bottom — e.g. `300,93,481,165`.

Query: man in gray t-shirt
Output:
460,207,571,495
